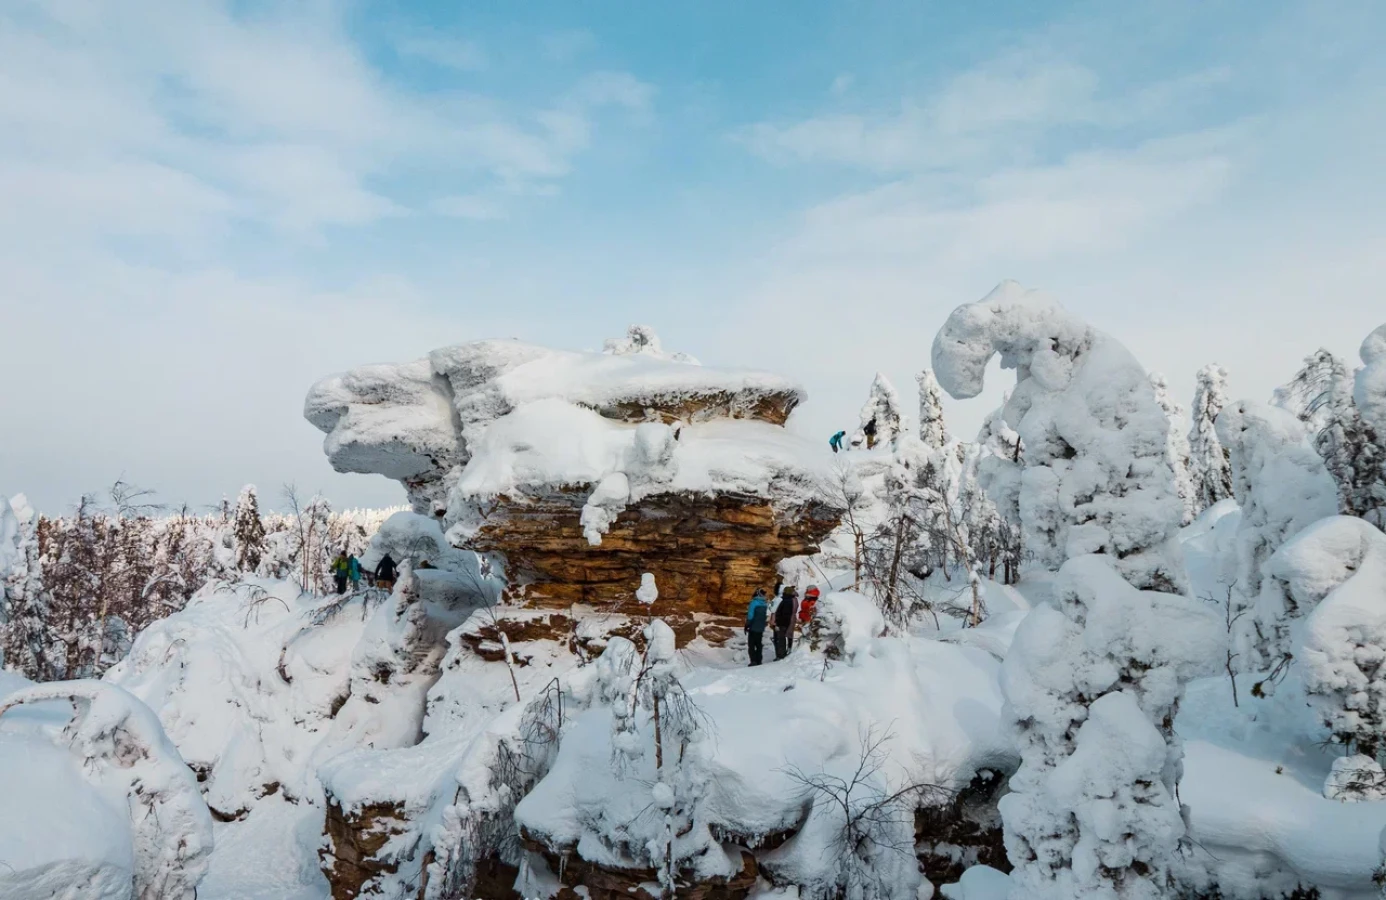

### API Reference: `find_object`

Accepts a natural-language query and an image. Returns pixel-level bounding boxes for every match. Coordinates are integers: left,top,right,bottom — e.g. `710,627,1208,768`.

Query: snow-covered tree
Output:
1,496,47,679
1316,364,1386,528
932,282,1209,899
1216,400,1339,670
1273,516,1386,797
593,621,709,897
232,485,267,573
0,681,215,898
917,369,949,450
1000,559,1219,899
1357,324,1386,435
1189,363,1235,512
931,281,1188,593
1150,372,1197,526
1273,347,1342,431
853,373,906,450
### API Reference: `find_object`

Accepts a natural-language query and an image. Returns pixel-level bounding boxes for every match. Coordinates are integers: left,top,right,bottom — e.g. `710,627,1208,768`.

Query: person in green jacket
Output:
331,551,350,594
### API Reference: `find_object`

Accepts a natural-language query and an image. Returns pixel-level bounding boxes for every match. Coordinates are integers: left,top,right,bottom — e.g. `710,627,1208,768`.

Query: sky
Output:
1,0,1384,513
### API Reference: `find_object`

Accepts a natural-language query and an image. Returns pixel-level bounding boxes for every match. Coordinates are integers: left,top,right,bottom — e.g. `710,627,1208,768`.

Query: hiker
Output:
799,585,820,625
772,586,798,660
375,553,398,591
863,418,878,449
829,430,846,453
745,588,769,666
347,553,362,591
330,551,350,595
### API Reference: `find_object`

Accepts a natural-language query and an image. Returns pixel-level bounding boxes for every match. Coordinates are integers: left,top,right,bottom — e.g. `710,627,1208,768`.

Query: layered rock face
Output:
306,327,838,616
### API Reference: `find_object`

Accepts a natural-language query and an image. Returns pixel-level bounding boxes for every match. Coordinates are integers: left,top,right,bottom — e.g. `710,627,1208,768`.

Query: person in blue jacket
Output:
745,588,769,666
829,430,847,453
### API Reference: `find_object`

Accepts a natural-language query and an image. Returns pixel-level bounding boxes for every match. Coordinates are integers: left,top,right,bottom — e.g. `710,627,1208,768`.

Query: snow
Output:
939,866,1011,900
931,280,1188,594
1355,323,1386,435
0,678,214,900
636,572,659,605
516,623,1014,899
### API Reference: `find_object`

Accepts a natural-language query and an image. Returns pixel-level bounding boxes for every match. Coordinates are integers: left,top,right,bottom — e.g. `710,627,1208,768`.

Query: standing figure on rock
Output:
745,588,769,666
331,550,350,594
375,553,398,591
772,586,799,659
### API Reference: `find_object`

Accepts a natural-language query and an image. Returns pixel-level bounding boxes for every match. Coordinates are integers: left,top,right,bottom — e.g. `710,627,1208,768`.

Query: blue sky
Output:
2,0,1384,512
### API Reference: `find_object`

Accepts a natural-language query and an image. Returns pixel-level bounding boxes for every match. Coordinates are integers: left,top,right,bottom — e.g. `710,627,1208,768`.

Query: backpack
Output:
799,597,817,623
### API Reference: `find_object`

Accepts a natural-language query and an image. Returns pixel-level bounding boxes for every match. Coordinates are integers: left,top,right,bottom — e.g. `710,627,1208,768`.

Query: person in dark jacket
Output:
375,553,398,591
745,588,769,666
772,586,798,660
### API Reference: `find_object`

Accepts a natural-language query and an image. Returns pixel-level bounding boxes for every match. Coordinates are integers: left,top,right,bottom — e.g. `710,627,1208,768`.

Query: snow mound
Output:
0,678,214,900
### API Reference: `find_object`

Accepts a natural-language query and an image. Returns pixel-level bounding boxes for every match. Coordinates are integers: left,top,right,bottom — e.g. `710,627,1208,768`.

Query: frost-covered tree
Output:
1189,363,1235,512
1000,559,1219,899
1150,372,1197,526
1,496,47,679
232,485,267,573
1316,364,1386,527
1273,348,1343,431
932,282,1209,899
0,681,215,898
1271,348,1386,526
1274,517,1386,798
931,280,1188,593
853,373,906,450
1358,324,1386,435
593,622,709,897
917,369,949,450
1216,400,1339,670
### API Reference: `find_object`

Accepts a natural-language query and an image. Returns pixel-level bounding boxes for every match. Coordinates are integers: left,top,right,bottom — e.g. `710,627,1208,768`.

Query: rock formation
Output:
306,327,839,616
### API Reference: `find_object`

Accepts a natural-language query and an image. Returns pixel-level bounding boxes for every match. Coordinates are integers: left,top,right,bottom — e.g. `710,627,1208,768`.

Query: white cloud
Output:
0,1,652,243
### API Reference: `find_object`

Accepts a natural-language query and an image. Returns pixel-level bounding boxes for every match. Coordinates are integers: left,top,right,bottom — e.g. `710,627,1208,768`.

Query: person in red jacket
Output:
799,585,820,625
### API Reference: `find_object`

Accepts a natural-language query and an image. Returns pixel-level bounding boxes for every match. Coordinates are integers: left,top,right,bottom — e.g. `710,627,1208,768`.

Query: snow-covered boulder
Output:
307,328,839,617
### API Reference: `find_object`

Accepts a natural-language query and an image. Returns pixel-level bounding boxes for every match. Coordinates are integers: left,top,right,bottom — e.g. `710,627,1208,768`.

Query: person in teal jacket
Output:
745,588,769,666
347,554,362,590
829,430,847,453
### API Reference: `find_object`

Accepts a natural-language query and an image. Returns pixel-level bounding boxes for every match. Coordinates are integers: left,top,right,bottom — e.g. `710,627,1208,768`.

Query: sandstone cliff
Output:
306,327,839,615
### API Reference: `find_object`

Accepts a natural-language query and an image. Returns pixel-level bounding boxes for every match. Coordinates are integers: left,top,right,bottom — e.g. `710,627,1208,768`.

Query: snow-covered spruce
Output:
1274,348,1386,527
1274,517,1386,788
1000,557,1220,899
1189,363,1235,514
0,680,214,899
932,282,1216,899
1150,372,1198,527
1215,400,1339,671
1355,324,1386,436
853,372,908,450
918,369,950,450
931,280,1189,594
